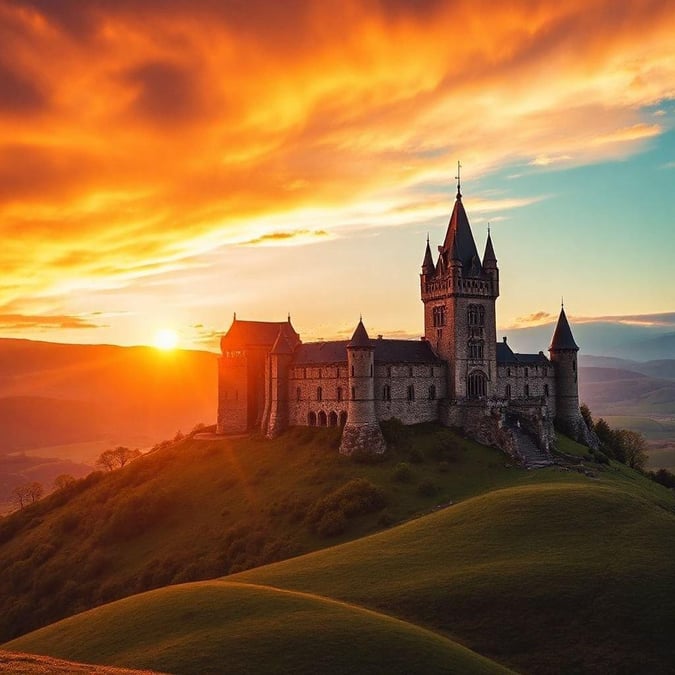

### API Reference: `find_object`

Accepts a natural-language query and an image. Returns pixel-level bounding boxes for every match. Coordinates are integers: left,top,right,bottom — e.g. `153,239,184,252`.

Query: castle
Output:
217,179,593,462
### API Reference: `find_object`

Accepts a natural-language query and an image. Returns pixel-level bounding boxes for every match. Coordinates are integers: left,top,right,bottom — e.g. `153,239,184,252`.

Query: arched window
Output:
337,387,343,402
468,304,485,326
387,366,392,377
572,359,576,372
370,364,373,377
468,341,484,360
409,366,413,377
543,384,549,397
507,368,511,376
351,386,356,400
524,384,530,397
429,384,436,400
339,411,348,426
317,386,323,402
328,411,338,427
351,365,355,377
308,411,317,427
383,384,391,401
467,371,487,399
407,384,415,401
524,367,529,378
296,387,301,402
318,411,327,427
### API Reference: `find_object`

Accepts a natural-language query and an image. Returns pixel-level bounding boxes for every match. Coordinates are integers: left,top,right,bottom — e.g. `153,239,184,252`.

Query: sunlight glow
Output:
154,329,179,351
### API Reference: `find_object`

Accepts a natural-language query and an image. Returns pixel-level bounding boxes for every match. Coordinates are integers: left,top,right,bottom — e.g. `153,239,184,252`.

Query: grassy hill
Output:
1,426,674,673
4,582,511,675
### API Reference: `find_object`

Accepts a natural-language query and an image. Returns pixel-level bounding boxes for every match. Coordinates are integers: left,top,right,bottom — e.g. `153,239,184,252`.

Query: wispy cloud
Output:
0,313,106,330
239,229,331,247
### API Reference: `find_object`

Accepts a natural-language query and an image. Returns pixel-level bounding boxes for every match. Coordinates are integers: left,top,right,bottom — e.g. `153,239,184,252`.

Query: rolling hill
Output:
2,427,674,674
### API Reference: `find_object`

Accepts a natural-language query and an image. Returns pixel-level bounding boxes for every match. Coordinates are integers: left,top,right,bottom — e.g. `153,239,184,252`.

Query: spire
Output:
549,306,579,351
347,318,371,349
483,229,497,267
441,171,481,273
422,236,435,274
455,160,462,199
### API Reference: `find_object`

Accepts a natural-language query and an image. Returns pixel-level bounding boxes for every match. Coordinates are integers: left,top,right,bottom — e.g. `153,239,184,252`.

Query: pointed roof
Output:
441,193,481,273
271,329,294,355
347,318,372,349
421,238,435,274
549,307,579,351
483,231,497,267
220,318,300,353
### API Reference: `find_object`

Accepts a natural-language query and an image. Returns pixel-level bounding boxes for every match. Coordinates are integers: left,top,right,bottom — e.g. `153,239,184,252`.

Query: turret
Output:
264,328,294,438
421,236,435,276
549,306,581,430
482,227,499,296
339,319,386,456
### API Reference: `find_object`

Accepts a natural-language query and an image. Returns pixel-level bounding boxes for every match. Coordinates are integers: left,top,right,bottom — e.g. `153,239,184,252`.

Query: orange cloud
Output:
0,1,674,340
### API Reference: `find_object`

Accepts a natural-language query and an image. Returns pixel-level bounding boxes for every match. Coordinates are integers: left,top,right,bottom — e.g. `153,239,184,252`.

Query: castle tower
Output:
420,174,499,402
549,306,581,430
339,319,386,456
263,329,294,438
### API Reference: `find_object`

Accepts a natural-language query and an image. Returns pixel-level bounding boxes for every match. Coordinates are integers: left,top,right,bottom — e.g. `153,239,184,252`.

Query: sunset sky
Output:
1,0,674,350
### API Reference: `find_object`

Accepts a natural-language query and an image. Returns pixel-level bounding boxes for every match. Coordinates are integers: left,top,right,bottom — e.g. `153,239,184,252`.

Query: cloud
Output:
0,0,674,339
239,229,331,247
572,312,675,328
512,311,555,328
0,313,106,330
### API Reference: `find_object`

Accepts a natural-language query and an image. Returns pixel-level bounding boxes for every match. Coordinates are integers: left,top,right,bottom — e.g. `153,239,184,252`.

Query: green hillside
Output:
5,582,511,675
1,426,674,673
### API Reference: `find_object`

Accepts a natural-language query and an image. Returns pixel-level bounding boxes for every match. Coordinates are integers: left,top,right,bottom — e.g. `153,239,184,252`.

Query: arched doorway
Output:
318,410,327,427
308,411,317,427
328,411,338,427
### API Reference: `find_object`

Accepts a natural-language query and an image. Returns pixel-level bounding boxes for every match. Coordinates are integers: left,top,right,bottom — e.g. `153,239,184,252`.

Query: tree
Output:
53,474,76,491
616,429,648,471
12,481,44,510
96,446,141,472
580,403,594,431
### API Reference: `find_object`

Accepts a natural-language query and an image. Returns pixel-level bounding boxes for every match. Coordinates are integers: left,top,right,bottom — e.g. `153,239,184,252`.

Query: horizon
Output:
1,1,674,350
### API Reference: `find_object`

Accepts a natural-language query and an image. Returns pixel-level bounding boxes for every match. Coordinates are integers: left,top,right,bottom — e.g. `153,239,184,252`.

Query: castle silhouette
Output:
217,179,592,462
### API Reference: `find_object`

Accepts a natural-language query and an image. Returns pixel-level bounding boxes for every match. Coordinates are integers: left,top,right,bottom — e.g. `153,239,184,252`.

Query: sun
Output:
153,328,179,351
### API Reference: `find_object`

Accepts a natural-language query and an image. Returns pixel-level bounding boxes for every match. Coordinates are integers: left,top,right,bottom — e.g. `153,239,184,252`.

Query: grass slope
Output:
0,650,164,674
231,483,675,674
4,582,511,675
0,424,590,643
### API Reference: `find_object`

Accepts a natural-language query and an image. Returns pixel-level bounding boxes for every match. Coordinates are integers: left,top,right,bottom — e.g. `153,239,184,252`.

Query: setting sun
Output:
154,329,179,351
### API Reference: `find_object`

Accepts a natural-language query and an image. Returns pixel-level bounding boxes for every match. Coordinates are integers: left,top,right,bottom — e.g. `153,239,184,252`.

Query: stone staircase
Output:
510,426,553,469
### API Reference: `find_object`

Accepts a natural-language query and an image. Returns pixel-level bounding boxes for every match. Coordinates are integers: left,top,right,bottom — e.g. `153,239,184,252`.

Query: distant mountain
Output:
503,321,674,361
0,339,217,455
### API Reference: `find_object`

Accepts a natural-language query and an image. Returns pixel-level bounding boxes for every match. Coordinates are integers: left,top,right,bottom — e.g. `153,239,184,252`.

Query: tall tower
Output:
339,319,386,456
420,170,499,402
549,306,581,429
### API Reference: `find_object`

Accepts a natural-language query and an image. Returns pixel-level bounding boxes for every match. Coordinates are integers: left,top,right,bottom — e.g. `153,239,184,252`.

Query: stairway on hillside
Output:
510,427,553,469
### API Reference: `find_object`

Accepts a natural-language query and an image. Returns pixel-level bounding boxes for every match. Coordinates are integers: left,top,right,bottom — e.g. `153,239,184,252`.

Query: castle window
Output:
336,367,340,378
328,411,338,427
467,371,487,399
430,366,434,377
407,384,415,401
370,364,373,377
524,384,530,397
524,367,529,378
468,341,484,360
318,411,327,427
351,386,356,400
296,387,301,402
505,384,512,399
317,386,322,402
572,359,576,372
308,411,317,427
507,368,511,376
387,366,392,377
432,305,446,327
468,304,485,326
544,384,549,397
318,368,322,379
429,384,436,400
383,384,391,401
351,365,354,377
339,411,348,426
337,387,343,402
409,366,413,377
303,368,307,379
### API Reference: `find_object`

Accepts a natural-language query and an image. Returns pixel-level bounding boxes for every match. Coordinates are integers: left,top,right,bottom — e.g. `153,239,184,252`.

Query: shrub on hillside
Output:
380,418,412,450
315,510,347,537
392,462,413,483
648,468,675,489
306,478,386,537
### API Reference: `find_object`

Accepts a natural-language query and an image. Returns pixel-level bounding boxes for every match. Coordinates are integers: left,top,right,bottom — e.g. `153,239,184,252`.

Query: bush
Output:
392,462,413,483
417,479,437,497
649,468,675,489
306,479,386,536
408,447,424,464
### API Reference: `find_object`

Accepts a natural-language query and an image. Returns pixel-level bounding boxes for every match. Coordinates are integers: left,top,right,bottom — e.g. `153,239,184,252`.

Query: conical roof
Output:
441,194,481,272
421,239,435,274
483,231,497,266
549,307,579,351
347,318,371,349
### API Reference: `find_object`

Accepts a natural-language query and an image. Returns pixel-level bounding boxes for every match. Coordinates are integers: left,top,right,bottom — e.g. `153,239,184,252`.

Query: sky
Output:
0,0,674,351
